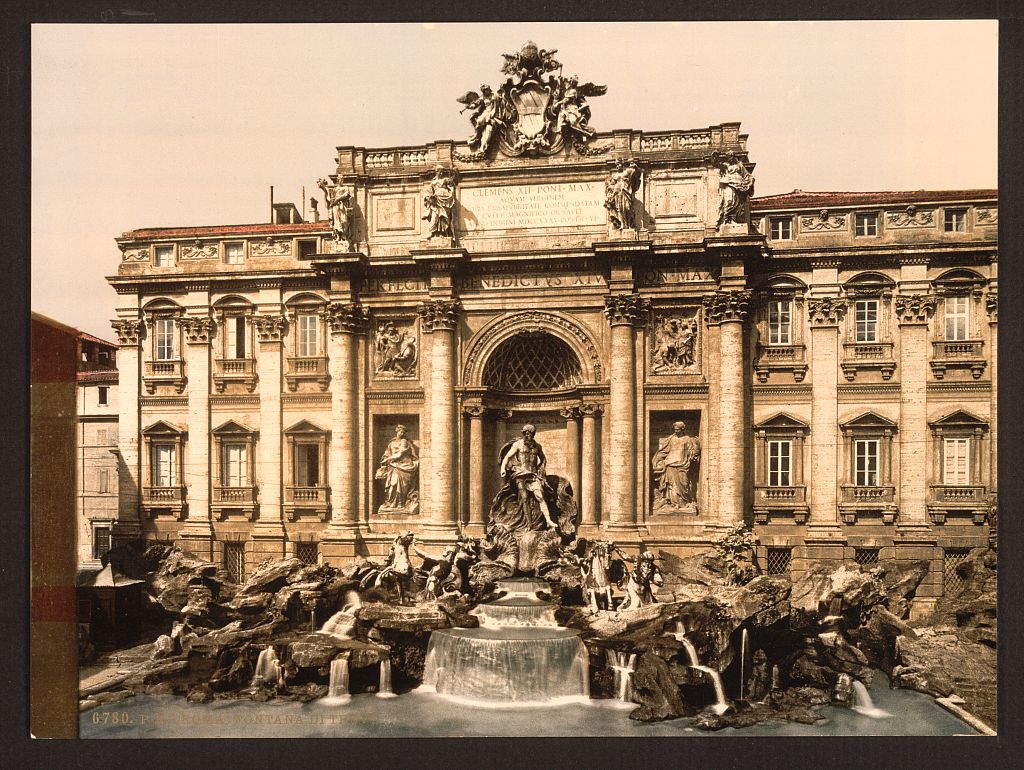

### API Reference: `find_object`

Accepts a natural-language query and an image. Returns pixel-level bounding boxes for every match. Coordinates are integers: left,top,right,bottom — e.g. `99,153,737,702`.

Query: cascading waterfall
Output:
251,646,282,688
322,657,351,704
851,680,891,718
673,628,729,715
739,628,749,702
317,591,362,640
421,578,590,705
377,658,397,699
606,650,637,703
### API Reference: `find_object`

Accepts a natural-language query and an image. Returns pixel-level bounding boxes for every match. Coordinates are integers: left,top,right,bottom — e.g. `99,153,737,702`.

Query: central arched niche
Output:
482,331,583,392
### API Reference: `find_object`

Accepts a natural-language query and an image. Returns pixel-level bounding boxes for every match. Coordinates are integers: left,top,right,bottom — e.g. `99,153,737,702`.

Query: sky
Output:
31,21,997,339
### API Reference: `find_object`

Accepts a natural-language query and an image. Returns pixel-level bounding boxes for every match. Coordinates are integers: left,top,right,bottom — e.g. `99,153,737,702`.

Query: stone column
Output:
464,405,486,528
111,318,143,541
419,300,461,532
579,403,602,526
560,406,581,500
806,297,845,532
326,303,367,530
251,313,286,560
178,315,215,557
603,294,648,530
702,290,752,526
895,293,937,528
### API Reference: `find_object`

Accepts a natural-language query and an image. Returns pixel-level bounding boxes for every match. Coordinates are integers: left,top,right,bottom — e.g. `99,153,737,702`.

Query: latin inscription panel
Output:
460,182,605,232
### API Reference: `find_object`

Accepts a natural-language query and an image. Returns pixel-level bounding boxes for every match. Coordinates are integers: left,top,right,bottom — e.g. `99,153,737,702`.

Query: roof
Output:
78,330,117,348
121,221,330,239
77,370,118,384
751,189,998,211
76,564,144,588
31,311,79,336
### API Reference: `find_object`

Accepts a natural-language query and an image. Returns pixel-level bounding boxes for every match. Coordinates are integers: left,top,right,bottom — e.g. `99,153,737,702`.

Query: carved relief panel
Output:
649,309,700,375
372,317,418,380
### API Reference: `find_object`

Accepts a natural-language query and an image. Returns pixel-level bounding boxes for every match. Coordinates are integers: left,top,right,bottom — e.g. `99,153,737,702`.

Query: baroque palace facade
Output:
107,44,996,613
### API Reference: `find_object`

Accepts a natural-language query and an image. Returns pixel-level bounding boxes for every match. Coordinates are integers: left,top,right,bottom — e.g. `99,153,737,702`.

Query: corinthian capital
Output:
603,293,649,327
985,289,997,322
417,299,461,331
327,302,368,335
111,318,143,347
253,314,287,343
702,290,751,324
894,293,936,325
807,296,847,327
180,316,215,344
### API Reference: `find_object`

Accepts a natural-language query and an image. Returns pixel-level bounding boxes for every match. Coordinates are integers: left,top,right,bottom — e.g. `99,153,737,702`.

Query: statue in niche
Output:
651,314,698,373
715,154,755,229
374,320,417,377
317,178,355,250
375,424,419,514
495,424,557,531
652,420,701,511
422,166,458,242
604,159,641,231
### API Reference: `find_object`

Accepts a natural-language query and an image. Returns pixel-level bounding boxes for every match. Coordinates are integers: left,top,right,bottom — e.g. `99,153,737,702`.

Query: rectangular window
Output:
943,438,970,485
222,443,248,487
93,526,111,561
945,295,969,341
296,314,319,357
95,428,108,446
154,245,174,266
855,439,879,486
944,209,967,232
155,318,176,360
770,217,792,240
297,239,318,258
225,316,247,359
295,444,320,486
98,386,108,406
768,300,792,345
855,213,878,236
224,543,245,584
768,440,792,486
766,547,792,576
152,444,176,487
295,542,319,566
855,299,879,342
224,242,244,264
97,468,110,494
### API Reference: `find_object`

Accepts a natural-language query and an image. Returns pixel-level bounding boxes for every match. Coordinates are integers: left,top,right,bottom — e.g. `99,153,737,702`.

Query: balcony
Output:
142,485,186,518
753,344,807,383
143,359,186,394
285,485,331,521
285,356,329,392
930,340,986,379
839,484,898,524
753,484,809,523
927,484,990,524
840,341,896,381
213,357,257,393
211,485,258,519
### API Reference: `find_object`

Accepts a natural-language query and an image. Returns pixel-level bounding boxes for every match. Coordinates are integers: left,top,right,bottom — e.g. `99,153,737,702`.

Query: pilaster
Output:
464,405,486,528
251,311,287,559
177,314,215,556
579,403,602,527
111,317,143,540
806,296,845,537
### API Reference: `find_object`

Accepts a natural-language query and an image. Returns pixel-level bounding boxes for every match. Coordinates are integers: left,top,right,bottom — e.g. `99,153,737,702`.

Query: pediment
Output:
212,419,257,435
754,412,809,431
929,410,988,429
142,419,186,436
840,411,898,431
284,419,328,434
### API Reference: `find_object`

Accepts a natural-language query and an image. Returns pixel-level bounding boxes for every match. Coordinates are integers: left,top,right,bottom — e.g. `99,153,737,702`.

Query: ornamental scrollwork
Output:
800,210,847,232
250,238,291,257
886,206,934,228
180,241,218,260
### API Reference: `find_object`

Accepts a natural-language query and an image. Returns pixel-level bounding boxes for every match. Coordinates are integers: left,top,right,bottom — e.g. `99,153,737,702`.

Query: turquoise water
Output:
81,679,979,738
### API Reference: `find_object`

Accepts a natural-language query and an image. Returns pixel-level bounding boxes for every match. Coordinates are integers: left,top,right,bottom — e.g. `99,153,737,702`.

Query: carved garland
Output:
806,296,847,326
800,210,847,232
463,310,604,385
894,293,937,324
886,206,935,228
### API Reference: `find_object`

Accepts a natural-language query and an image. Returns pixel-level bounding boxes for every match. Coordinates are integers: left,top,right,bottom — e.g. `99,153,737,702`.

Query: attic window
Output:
297,238,318,259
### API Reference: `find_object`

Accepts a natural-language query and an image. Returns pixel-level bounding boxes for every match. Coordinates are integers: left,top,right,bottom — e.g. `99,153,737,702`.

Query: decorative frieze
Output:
111,318,144,346
885,206,934,228
180,241,218,260
180,316,215,344
578,403,604,418
250,237,292,257
701,290,751,324
417,299,461,332
604,293,650,326
800,210,847,231
894,293,936,325
327,302,369,335
253,314,287,343
463,404,487,419
806,296,847,327
975,207,998,225
120,247,150,262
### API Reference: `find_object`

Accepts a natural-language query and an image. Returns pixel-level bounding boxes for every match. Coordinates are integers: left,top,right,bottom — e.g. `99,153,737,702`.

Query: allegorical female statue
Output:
652,420,700,511
716,154,755,229
422,166,457,242
376,424,419,513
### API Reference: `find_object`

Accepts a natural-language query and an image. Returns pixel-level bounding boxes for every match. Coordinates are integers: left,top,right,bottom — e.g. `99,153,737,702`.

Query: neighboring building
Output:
76,332,119,567
105,43,996,614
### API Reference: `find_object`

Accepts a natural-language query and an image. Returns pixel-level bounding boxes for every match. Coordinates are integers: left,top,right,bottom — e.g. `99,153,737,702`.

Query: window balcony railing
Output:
284,485,331,521
212,485,258,519
930,340,986,379
143,359,186,394
840,341,896,381
839,484,898,524
841,484,896,503
285,356,330,392
142,485,186,518
753,343,807,383
213,357,257,393
927,484,990,525
753,484,809,523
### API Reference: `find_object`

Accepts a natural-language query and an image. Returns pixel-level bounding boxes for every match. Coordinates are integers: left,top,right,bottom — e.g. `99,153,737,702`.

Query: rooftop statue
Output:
317,178,355,250
455,41,608,160
422,166,458,244
715,153,755,230
605,159,641,231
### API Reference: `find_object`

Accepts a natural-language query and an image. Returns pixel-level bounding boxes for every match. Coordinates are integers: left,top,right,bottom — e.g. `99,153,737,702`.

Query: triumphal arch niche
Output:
301,38,759,562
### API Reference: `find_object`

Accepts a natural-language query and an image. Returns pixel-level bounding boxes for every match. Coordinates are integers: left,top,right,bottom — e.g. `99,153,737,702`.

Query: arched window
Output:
482,332,582,392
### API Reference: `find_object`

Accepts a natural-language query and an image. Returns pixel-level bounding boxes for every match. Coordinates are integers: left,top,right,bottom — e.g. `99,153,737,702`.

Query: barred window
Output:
483,332,582,392
943,548,971,596
295,542,319,565
92,526,111,561
224,543,246,583
854,548,879,566
765,547,792,575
